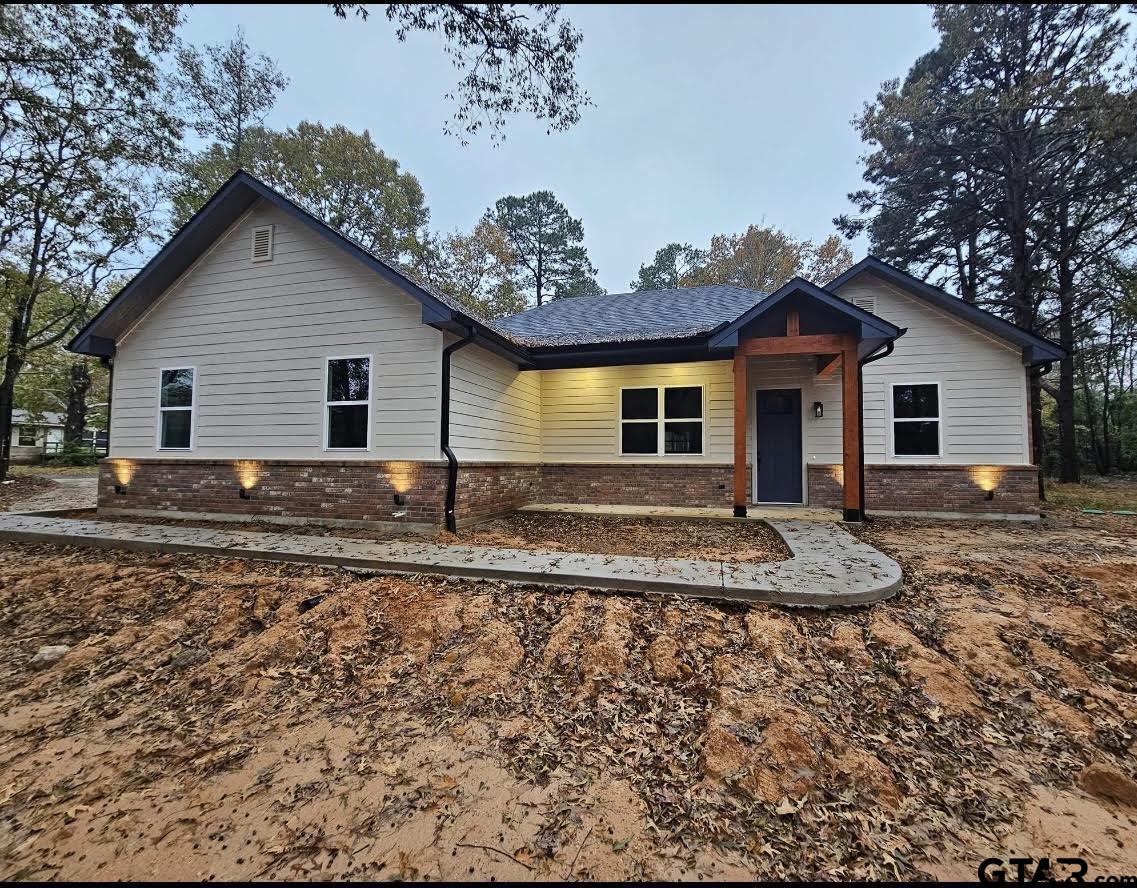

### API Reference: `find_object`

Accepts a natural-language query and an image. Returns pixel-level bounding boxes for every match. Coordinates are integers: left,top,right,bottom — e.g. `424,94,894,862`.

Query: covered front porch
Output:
710,278,902,522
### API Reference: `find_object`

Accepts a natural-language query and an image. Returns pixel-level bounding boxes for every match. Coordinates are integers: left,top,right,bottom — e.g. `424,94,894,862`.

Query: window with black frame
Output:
325,356,371,449
891,382,940,456
619,385,703,455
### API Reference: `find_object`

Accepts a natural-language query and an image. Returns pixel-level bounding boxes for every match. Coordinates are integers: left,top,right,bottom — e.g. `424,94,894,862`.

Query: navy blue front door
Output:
755,389,803,503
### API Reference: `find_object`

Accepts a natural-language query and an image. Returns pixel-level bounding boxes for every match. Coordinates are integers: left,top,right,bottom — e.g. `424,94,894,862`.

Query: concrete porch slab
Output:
519,502,844,523
0,513,901,608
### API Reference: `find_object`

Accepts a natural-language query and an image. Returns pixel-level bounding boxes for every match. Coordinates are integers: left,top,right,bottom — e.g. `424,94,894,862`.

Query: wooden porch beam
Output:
841,341,863,521
816,352,842,379
736,333,855,357
733,352,747,517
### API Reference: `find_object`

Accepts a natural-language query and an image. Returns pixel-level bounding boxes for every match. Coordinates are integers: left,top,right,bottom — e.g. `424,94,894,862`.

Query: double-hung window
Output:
619,385,704,455
891,382,941,457
158,367,195,450
325,356,371,450
16,427,36,447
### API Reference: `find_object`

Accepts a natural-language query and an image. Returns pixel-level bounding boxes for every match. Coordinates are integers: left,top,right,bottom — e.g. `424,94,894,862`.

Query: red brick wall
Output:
807,464,1040,515
540,462,746,508
98,458,1041,527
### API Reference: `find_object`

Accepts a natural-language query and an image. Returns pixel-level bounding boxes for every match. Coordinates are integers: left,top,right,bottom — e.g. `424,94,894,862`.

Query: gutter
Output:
856,334,903,521
441,328,476,533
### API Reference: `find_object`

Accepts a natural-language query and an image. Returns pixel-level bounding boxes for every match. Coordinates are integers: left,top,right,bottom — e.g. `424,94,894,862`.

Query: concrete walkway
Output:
4,475,97,513
0,514,902,607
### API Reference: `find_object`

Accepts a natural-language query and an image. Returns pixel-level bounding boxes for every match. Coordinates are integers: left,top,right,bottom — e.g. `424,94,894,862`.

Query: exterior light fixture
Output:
393,493,406,506
114,484,127,495
239,487,252,500
812,401,824,419
984,489,995,501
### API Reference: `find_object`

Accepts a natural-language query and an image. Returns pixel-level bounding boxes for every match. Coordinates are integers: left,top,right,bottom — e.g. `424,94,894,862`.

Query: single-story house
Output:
10,410,66,464
68,171,1064,530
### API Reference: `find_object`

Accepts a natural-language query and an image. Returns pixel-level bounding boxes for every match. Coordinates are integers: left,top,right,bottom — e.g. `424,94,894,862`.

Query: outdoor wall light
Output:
985,489,995,501
113,484,127,496
812,401,824,419
239,487,252,500
393,493,406,507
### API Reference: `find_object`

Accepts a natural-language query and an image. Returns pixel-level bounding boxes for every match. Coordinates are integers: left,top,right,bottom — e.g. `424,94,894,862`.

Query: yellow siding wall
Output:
539,360,734,463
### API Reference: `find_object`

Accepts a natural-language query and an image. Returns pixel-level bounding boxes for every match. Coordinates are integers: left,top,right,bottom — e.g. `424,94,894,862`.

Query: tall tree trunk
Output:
1030,372,1046,500
64,360,91,444
1056,294,1079,482
0,362,22,482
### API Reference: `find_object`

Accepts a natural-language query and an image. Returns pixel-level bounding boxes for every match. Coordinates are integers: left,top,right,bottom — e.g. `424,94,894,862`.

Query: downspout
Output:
441,328,476,533
857,338,898,521
100,356,114,458
1029,361,1054,501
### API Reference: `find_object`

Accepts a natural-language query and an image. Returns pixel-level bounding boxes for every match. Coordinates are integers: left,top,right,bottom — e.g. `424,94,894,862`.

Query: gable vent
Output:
850,294,876,314
251,224,274,262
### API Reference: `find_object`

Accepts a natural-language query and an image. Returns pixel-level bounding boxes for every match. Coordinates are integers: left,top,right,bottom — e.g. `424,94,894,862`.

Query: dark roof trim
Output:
707,277,900,349
827,256,1065,364
68,170,530,365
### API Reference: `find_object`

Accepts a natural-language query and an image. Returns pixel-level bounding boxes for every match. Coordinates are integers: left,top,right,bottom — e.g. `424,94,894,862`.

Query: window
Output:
891,382,940,457
619,385,703,455
16,427,36,447
158,367,195,449
325,356,371,449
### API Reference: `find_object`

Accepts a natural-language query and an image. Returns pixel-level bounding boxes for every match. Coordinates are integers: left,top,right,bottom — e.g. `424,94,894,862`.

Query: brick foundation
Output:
807,463,1040,515
98,458,1040,528
98,459,541,528
540,462,746,509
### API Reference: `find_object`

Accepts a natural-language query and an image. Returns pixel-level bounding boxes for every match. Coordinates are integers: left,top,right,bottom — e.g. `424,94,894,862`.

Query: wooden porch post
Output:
733,351,747,517
841,341,863,521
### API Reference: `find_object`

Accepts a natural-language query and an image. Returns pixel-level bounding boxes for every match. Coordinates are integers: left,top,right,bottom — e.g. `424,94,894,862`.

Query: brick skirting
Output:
98,458,1040,528
98,459,540,528
540,462,747,509
807,463,1040,515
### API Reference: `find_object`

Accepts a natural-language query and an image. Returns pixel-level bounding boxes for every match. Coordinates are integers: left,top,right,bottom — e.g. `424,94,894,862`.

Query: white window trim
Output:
618,383,705,457
888,380,943,459
156,365,196,452
323,354,373,452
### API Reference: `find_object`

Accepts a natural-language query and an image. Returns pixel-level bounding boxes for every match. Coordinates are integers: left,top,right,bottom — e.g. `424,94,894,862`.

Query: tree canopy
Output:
486,191,598,305
330,4,589,143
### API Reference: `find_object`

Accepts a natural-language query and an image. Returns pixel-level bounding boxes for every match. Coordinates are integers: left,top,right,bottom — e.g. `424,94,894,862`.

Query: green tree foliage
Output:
330,4,589,143
170,123,430,262
680,227,853,292
486,191,597,305
838,4,1137,483
630,243,705,291
174,25,289,166
0,4,182,478
426,219,527,319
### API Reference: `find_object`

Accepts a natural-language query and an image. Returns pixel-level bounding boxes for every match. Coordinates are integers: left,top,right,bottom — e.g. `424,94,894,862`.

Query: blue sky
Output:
179,4,939,292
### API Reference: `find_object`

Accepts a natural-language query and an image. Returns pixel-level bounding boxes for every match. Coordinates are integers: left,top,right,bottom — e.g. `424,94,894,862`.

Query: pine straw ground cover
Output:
0,511,1134,881
0,475,55,510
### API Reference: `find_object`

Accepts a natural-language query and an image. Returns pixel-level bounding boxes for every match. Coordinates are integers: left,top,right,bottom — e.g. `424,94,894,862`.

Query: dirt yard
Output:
0,510,1135,881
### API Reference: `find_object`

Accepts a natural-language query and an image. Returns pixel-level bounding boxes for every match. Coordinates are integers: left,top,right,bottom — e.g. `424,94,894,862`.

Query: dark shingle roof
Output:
495,285,767,347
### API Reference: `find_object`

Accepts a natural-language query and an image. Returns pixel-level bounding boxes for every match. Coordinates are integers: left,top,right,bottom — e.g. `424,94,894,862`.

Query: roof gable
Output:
69,171,529,363
707,277,901,352
826,257,1064,364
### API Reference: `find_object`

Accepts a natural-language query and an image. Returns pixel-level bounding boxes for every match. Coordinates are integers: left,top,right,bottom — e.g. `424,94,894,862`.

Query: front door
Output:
755,388,803,504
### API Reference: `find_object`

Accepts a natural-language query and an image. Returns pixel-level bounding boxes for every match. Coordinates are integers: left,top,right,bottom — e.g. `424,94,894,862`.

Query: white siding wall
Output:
539,361,734,463
111,200,443,460
450,341,541,461
834,274,1032,465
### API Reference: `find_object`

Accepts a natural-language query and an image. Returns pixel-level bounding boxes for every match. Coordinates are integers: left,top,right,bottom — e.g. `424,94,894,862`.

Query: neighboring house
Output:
69,171,1064,529
10,411,65,464
9,410,107,464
